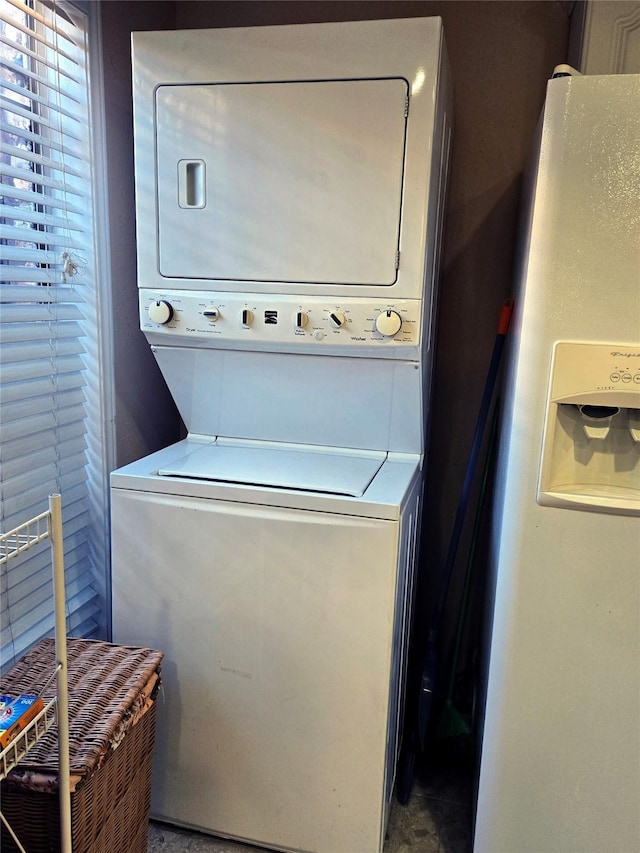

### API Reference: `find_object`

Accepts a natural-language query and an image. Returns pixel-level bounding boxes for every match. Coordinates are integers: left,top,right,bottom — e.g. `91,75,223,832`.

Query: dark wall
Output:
100,0,570,661
100,1,180,466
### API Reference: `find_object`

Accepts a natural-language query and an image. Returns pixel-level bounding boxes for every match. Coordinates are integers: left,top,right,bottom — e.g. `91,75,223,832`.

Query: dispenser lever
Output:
579,404,620,440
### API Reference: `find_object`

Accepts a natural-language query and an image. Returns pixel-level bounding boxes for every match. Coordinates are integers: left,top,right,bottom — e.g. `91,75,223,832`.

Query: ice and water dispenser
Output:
538,342,640,515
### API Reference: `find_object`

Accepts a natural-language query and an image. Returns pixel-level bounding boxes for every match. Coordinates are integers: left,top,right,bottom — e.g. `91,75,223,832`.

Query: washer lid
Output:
158,442,386,497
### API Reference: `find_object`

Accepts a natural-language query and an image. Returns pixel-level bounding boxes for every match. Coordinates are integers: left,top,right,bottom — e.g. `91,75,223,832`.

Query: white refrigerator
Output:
474,72,640,853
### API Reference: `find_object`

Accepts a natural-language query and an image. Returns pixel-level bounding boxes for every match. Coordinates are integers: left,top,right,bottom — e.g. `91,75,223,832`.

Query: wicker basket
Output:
0,637,163,853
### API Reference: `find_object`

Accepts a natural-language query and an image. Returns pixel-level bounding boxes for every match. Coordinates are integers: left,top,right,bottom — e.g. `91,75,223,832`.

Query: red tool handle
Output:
497,298,514,336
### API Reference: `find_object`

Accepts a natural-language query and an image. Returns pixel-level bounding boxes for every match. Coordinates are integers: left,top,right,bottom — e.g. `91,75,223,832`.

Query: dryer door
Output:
155,78,408,286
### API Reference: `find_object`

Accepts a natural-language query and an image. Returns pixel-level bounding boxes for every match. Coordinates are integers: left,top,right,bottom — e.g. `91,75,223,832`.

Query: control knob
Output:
328,311,346,329
203,307,220,321
148,299,174,325
375,309,403,337
241,309,254,327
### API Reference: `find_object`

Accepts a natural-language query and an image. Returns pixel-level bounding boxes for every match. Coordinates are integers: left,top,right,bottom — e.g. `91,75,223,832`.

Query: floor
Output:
147,760,473,853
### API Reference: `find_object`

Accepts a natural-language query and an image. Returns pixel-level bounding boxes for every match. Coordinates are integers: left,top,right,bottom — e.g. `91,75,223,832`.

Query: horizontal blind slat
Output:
1,160,86,198
0,284,86,303
0,319,85,344
3,0,85,52
1,43,84,89
1,421,85,467
1,574,96,654
0,182,86,215
0,353,85,384
2,247,72,268
0,96,84,143
0,338,85,365
1,536,90,612
1,267,63,285
2,141,86,179
0,119,84,160
1,370,85,404
0,400,86,443
1,386,86,423
0,77,84,123
0,469,88,521
0,26,81,75
0,302,83,323
1,450,87,503
3,562,96,633
2,600,101,672
0,207,87,234
1,435,87,482
1,485,89,536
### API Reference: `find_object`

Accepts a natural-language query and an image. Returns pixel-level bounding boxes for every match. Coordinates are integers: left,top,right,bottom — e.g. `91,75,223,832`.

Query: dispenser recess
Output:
538,341,640,515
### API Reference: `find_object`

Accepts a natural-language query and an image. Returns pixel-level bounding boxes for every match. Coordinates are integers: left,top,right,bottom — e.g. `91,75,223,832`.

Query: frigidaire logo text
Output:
610,351,640,358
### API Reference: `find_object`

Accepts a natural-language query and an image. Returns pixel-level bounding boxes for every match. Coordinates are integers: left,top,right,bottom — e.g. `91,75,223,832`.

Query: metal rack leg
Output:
49,495,72,853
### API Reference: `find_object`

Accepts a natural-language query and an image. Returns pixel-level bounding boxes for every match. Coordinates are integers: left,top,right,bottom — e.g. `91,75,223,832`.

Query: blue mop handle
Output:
419,298,514,747
441,298,514,607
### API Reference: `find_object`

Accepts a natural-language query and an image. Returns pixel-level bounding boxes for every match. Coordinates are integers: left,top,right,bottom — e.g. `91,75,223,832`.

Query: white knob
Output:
241,309,254,327
375,309,402,337
328,311,346,329
294,311,309,329
203,306,219,321
148,299,174,325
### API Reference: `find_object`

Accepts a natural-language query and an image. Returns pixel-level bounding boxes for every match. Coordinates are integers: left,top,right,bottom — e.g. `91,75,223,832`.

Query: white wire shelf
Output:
0,495,72,853
0,696,58,782
0,509,50,566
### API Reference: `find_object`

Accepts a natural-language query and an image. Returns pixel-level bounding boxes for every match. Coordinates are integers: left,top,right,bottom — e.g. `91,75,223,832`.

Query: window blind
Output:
1,0,107,669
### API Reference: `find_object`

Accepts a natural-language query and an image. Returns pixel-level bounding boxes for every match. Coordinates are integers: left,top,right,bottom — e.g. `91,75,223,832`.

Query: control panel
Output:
140,290,422,350
549,341,640,406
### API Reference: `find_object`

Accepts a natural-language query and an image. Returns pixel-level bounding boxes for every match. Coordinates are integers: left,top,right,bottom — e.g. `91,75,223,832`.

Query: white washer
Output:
112,440,421,852
111,18,452,853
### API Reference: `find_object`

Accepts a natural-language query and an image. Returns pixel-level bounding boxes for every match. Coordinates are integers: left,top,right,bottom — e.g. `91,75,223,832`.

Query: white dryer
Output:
111,18,452,853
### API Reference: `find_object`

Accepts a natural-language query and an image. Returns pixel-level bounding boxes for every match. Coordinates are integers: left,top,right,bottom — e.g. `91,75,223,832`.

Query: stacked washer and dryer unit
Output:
111,19,452,853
